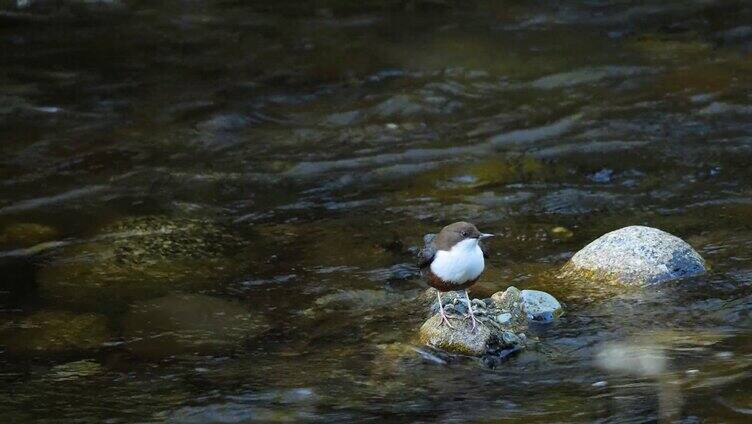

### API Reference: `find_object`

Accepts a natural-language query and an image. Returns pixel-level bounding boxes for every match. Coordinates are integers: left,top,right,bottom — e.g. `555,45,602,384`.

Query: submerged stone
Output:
0,311,111,356
539,188,624,215
122,293,267,360
371,95,424,118
37,216,249,312
45,359,103,381
563,226,706,286
314,289,406,311
0,222,59,249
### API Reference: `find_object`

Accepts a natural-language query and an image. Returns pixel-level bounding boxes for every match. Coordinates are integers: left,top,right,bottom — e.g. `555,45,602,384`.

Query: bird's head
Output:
435,221,494,250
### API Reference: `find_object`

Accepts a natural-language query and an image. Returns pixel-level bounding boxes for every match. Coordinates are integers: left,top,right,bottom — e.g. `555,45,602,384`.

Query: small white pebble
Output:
685,369,699,376
592,381,608,388
386,123,398,130
716,351,734,359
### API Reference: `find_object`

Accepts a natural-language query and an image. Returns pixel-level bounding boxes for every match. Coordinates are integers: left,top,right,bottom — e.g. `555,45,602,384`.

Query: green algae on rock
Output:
122,293,267,360
37,216,250,312
419,287,536,358
45,359,103,381
0,311,111,356
419,314,492,356
0,223,59,249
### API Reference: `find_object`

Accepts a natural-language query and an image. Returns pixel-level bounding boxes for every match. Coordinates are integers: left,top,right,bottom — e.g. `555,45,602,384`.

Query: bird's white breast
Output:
430,238,485,283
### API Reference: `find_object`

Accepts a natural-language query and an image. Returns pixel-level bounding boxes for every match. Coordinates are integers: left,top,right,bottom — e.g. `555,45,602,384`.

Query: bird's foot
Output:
439,310,456,329
465,312,479,333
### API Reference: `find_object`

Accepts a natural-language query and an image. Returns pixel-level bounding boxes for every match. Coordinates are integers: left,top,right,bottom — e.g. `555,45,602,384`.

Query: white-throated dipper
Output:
417,222,494,332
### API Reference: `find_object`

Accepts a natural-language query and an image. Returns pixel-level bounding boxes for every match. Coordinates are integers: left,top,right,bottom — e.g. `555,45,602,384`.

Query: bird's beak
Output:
479,233,494,240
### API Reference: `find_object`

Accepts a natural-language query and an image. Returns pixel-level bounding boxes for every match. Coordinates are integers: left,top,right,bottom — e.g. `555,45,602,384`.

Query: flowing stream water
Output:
1,1,752,422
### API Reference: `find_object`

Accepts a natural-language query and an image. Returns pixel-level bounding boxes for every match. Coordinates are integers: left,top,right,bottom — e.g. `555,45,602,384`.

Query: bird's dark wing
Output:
479,239,490,259
417,233,437,269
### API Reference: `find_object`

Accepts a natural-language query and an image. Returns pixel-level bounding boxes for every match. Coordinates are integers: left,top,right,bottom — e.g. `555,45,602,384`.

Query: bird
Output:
417,222,494,332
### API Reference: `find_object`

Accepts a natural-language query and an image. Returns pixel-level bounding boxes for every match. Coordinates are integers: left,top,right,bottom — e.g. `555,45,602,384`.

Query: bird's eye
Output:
461,231,467,237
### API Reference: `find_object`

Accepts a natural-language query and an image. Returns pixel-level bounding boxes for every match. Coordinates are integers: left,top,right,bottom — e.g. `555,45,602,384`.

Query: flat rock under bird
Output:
417,222,494,331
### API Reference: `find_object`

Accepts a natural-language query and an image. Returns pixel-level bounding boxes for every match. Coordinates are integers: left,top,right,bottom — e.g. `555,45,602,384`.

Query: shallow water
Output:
1,0,752,422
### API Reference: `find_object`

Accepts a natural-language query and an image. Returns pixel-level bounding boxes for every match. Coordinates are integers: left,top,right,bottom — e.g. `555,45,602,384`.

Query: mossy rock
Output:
122,293,267,360
419,314,491,356
0,311,111,356
0,223,59,249
37,216,249,312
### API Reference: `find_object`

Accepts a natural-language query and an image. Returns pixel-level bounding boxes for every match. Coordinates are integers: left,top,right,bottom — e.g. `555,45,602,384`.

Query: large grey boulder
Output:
563,226,706,286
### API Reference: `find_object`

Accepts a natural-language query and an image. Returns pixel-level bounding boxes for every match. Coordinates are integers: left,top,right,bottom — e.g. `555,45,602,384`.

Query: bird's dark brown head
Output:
434,221,491,250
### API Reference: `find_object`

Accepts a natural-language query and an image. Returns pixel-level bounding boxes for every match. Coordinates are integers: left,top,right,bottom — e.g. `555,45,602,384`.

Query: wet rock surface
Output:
0,311,111,356
520,289,563,323
419,286,560,363
419,315,492,356
37,216,249,312
563,225,707,286
0,222,59,249
45,359,103,382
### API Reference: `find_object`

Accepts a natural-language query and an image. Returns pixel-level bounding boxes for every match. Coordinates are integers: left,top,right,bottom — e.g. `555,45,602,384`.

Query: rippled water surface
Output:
2,0,752,422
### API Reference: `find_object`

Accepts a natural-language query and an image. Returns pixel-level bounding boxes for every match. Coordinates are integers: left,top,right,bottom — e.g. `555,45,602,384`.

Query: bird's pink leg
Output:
436,291,455,329
464,289,478,333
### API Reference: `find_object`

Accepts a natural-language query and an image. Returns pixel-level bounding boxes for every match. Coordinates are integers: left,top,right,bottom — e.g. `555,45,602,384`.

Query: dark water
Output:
2,0,752,422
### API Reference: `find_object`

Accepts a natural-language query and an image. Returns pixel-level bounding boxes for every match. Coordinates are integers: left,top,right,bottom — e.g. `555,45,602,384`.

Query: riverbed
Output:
1,1,752,422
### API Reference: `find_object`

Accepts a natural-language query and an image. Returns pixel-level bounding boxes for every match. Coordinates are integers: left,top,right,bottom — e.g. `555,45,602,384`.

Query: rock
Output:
196,113,250,133
419,314,492,356
313,289,406,311
0,223,59,249
491,286,521,309
371,95,424,118
490,286,526,326
496,313,512,324
421,288,464,315
491,286,562,324
520,290,563,322
45,359,103,381
539,188,624,214
37,216,249,312
0,311,111,355
325,110,361,127
122,293,267,360
418,285,539,358
563,226,706,286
